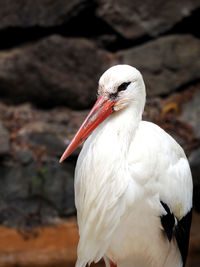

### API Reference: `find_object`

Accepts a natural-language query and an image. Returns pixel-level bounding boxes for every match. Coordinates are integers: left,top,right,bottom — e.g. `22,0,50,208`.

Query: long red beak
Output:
59,95,115,163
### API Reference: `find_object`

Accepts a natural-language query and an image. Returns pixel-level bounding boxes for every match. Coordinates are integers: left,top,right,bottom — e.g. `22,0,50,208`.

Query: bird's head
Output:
98,64,145,111
60,64,145,162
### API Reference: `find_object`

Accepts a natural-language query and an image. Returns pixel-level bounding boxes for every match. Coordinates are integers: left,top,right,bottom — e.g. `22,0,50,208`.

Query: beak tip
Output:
59,149,70,163
59,155,65,163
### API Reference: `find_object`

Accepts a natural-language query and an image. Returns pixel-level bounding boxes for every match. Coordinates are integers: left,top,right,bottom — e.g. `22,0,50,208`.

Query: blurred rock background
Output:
0,0,199,266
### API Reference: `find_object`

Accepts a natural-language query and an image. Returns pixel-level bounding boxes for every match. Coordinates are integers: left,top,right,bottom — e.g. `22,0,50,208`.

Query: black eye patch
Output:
117,82,131,92
109,82,131,100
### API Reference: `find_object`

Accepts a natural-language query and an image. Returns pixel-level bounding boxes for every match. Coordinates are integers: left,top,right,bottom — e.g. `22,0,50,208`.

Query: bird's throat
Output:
104,104,141,156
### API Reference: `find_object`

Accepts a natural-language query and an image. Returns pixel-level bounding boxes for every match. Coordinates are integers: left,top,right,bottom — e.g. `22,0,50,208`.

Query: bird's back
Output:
128,120,192,219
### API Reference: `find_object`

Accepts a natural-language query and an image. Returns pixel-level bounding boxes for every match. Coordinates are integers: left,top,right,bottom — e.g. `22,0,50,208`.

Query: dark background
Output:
0,0,199,266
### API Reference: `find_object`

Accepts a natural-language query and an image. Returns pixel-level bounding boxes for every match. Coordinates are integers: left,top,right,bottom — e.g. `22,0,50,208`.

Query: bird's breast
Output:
74,128,136,263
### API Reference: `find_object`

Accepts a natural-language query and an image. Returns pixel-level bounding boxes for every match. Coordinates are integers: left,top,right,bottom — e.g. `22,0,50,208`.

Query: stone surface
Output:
0,120,10,156
96,0,200,39
0,157,76,228
181,89,200,138
189,148,200,212
0,102,90,227
116,35,200,96
0,35,111,109
153,84,200,156
0,0,88,29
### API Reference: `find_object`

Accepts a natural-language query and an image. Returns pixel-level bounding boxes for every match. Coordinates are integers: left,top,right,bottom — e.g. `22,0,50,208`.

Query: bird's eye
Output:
109,82,131,100
117,82,131,92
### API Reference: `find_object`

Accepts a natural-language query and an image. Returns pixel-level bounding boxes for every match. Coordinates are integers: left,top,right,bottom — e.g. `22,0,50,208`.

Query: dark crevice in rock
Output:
175,80,200,93
158,79,200,99
102,35,151,52
0,26,56,50
0,4,120,51
0,23,151,53
162,7,200,39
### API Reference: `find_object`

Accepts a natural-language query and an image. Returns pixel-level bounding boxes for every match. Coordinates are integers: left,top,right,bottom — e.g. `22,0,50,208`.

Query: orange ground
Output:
0,213,199,267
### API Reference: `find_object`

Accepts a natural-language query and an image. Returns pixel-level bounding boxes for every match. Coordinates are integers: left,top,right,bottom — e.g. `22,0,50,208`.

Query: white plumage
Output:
60,65,193,267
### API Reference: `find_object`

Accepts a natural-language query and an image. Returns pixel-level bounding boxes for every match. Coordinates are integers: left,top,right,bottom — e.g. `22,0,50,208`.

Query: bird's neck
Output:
113,107,140,148
92,102,143,163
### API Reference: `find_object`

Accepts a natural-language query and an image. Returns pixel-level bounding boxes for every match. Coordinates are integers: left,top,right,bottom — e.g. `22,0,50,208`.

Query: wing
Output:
160,201,192,266
129,121,193,265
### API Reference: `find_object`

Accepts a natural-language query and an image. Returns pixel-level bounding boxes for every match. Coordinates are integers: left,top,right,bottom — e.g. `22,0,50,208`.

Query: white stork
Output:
60,65,193,267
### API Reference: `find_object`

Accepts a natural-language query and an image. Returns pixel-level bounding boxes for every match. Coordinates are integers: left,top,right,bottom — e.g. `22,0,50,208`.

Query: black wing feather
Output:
175,209,192,266
160,201,192,266
160,201,175,241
